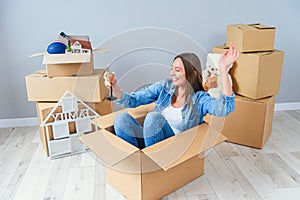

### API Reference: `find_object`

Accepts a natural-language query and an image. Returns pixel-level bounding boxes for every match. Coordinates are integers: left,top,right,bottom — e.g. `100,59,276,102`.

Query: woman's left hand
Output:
219,42,240,72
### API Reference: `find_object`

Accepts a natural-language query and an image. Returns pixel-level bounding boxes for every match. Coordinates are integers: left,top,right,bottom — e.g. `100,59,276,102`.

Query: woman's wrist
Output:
219,67,229,75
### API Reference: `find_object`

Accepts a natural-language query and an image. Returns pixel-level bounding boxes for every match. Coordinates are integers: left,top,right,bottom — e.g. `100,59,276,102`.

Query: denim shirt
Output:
115,79,235,132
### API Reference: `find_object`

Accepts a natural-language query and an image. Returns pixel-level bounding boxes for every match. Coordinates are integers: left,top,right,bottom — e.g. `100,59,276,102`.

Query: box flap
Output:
78,130,139,167
90,109,129,128
93,48,109,53
90,103,155,128
213,45,229,50
212,46,229,54
128,103,155,118
230,23,275,31
142,123,226,171
26,70,47,77
255,49,283,57
247,23,261,26
236,95,275,104
205,115,226,133
230,24,253,31
29,52,46,58
43,53,91,64
250,24,275,29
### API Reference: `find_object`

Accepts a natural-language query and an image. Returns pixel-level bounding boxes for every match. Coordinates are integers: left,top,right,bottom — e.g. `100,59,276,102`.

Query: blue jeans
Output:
114,112,175,149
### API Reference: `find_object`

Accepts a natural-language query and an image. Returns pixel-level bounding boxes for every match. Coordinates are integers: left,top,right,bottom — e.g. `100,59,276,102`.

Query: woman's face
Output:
170,57,186,87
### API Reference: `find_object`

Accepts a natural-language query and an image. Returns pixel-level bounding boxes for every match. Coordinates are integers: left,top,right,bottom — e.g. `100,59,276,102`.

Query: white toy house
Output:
71,41,91,53
41,90,99,159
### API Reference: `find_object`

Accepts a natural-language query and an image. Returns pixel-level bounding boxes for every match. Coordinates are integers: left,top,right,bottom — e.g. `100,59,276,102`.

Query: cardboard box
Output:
79,104,226,200
213,46,284,100
205,95,275,149
30,41,108,78
226,23,275,52
25,69,109,102
44,53,94,77
36,100,113,156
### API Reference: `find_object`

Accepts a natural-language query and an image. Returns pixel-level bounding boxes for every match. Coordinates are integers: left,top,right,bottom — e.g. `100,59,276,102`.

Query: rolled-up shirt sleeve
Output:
198,92,235,117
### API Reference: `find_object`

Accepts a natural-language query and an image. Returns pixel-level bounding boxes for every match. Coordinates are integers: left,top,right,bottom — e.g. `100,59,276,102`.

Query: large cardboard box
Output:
226,23,275,52
25,69,109,102
79,104,226,200
36,100,113,156
43,53,94,77
213,46,284,100
205,95,275,149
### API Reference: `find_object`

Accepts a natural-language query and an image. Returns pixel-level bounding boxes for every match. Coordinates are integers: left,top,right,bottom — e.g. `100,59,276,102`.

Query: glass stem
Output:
110,85,113,97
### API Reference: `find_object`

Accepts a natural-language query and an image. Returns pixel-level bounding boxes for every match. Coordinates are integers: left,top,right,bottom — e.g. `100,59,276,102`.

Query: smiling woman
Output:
170,58,186,89
103,44,239,149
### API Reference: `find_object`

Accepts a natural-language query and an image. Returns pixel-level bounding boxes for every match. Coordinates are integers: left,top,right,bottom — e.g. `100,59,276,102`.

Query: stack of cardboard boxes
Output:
210,23,284,148
25,36,112,157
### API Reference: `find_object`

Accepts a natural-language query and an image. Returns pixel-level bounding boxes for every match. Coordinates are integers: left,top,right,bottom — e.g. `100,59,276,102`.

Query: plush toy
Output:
202,53,233,99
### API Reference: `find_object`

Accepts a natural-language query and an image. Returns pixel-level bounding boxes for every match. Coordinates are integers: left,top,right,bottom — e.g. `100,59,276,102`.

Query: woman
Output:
104,43,239,149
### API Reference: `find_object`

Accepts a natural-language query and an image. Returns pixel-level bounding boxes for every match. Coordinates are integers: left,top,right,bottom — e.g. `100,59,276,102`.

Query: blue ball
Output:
46,41,67,54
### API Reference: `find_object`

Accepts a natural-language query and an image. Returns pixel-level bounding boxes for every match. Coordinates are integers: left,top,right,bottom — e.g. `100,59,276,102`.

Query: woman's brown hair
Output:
174,53,205,93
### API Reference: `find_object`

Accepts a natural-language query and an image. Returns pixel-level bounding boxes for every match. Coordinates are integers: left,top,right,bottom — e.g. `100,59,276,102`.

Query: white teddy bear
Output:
202,53,233,99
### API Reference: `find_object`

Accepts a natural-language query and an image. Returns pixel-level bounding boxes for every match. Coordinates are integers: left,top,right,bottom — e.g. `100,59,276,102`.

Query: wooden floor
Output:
1,110,300,200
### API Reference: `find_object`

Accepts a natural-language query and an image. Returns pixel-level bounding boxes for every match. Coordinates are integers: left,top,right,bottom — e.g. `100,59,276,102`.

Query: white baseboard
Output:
0,102,299,128
0,117,38,128
274,102,300,111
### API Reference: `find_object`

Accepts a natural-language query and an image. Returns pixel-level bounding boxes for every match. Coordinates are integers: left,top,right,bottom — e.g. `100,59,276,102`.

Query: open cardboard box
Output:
226,23,275,52
30,37,108,77
213,46,284,100
79,103,227,200
25,69,109,102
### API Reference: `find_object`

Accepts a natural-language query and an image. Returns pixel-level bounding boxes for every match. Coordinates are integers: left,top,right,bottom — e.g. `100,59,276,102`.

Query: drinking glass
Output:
105,68,117,101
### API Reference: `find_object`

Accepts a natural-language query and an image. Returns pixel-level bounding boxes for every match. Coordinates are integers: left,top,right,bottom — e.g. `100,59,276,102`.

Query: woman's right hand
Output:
103,71,123,99
104,71,117,89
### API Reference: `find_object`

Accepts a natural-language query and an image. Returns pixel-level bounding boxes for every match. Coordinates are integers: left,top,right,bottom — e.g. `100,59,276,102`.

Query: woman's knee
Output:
113,112,142,148
144,112,166,127
114,112,132,126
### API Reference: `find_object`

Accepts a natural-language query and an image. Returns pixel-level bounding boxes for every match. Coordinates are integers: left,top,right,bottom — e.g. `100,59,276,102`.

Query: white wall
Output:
1,0,300,119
